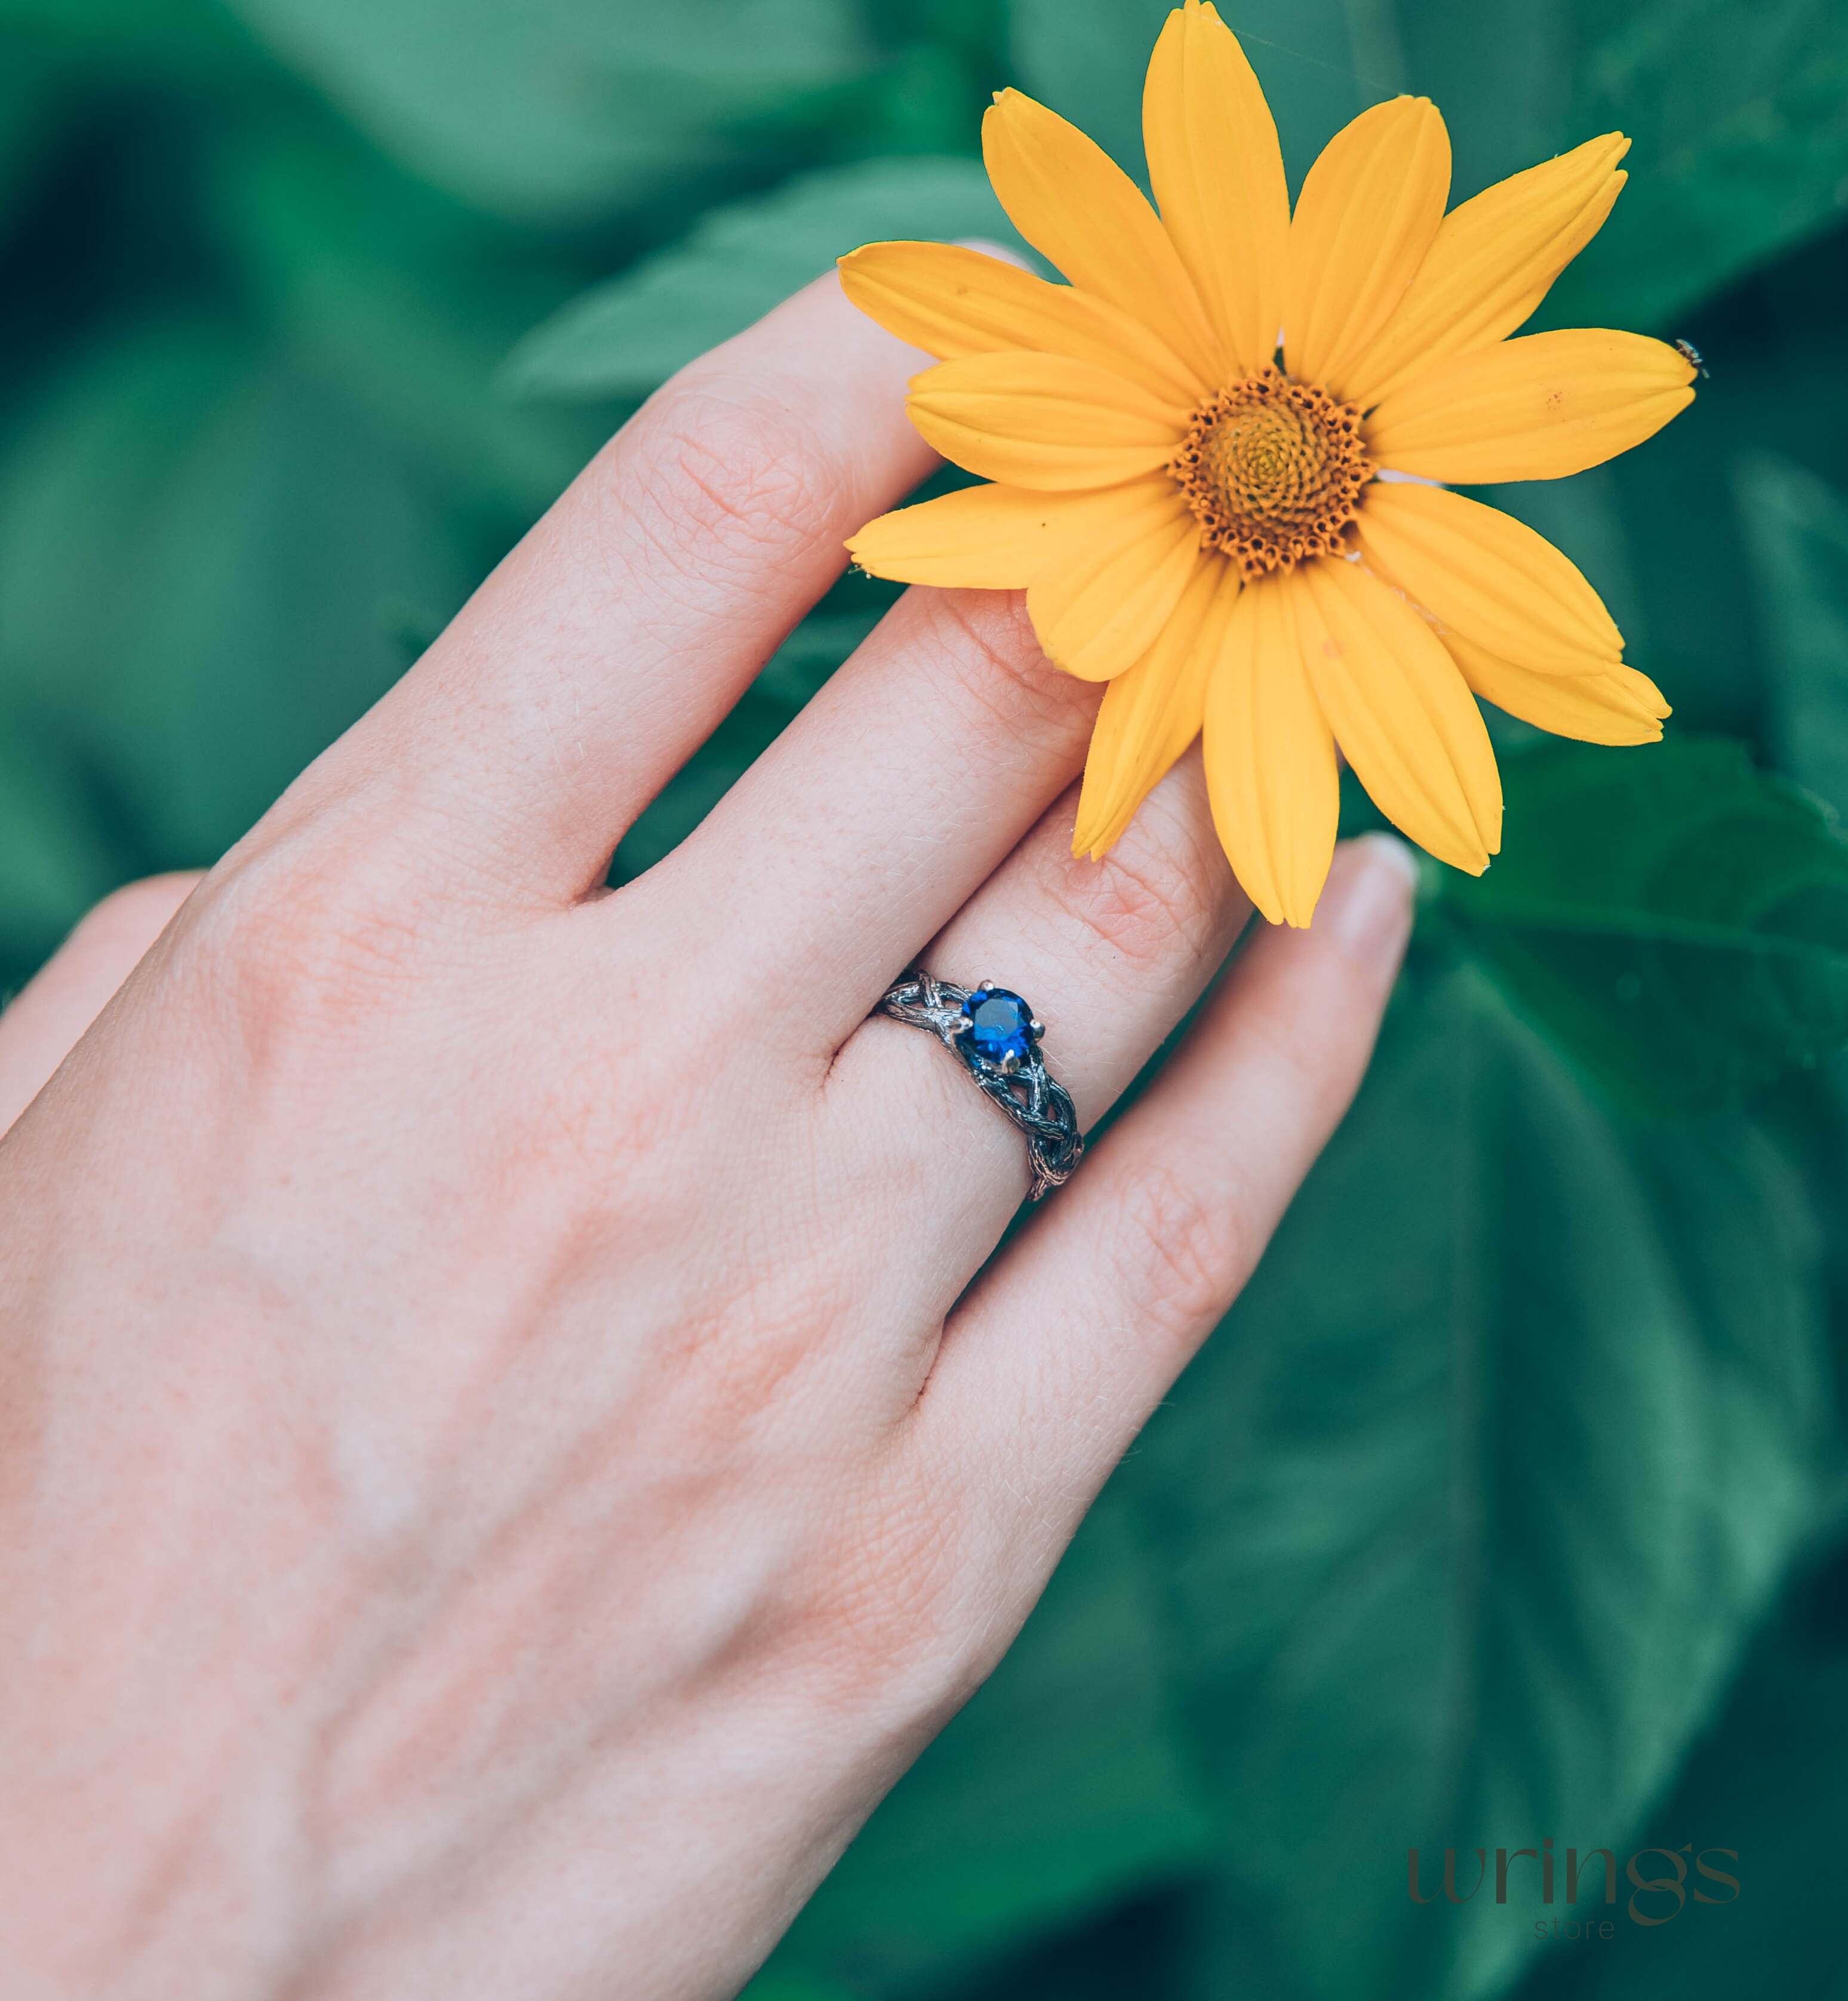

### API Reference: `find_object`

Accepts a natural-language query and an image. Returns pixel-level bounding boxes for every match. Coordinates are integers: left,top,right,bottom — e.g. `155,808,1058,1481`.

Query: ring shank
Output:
875,971,1083,1200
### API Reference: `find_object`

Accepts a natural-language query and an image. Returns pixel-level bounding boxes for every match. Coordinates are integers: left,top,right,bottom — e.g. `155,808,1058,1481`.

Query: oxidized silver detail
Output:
875,969,1083,1201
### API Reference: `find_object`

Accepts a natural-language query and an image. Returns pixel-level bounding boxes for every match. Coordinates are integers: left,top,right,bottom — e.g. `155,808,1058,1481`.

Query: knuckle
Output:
1107,1156,1244,1342
182,839,429,1052
620,373,842,577
1052,805,1229,976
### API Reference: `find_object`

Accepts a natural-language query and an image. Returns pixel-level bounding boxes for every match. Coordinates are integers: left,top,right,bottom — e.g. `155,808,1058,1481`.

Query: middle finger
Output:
651,578,1103,1048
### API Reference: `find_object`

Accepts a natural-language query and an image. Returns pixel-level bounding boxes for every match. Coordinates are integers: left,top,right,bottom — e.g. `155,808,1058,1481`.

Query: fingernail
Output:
1315,833,1420,963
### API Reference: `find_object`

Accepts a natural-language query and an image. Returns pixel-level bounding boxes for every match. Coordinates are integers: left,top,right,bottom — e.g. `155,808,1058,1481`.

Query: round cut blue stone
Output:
962,987,1035,1065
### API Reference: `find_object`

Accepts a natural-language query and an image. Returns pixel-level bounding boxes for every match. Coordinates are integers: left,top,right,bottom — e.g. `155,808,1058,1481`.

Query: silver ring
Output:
875,971,1083,1201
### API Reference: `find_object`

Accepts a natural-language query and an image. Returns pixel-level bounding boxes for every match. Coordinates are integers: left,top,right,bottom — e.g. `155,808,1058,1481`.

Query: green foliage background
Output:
3,0,1847,1993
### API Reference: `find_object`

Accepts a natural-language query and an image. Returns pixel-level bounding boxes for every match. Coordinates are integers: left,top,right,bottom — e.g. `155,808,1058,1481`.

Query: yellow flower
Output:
839,0,1695,926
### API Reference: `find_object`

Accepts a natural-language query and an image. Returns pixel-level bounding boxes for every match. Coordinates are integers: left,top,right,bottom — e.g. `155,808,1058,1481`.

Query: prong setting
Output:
874,969,1084,1200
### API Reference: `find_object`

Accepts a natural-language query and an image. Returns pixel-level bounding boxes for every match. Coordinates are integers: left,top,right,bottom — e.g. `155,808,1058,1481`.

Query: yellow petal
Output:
1028,487,1204,681
1340,134,1630,410
847,481,1157,589
1367,329,1696,483
1282,97,1451,398
907,350,1188,491
1202,569,1340,926
1074,553,1234,857
1296,555,1502,873
982,87,1223,384
838,242,1204,405
1142,0,1290,377
1353,481,1623,671
1447,632,1669,745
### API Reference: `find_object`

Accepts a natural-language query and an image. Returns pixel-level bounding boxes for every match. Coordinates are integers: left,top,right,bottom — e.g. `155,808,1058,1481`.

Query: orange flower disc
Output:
1169,368,1370,579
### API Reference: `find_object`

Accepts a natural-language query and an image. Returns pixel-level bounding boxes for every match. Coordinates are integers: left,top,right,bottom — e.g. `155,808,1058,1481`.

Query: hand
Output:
0,272,1415,2000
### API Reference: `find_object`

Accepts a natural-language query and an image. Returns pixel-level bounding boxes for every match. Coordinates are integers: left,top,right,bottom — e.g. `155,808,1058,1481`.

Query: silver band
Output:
875,971,1083,1201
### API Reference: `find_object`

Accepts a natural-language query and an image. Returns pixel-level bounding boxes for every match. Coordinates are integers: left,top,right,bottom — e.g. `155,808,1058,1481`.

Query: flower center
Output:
1169,367,1370,580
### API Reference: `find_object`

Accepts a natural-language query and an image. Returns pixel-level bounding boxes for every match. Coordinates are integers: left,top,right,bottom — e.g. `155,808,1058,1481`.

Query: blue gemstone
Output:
962,986,1037,1065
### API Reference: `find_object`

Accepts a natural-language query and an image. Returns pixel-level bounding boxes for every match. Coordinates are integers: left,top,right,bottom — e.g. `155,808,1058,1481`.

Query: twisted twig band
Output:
875,970,1083,1202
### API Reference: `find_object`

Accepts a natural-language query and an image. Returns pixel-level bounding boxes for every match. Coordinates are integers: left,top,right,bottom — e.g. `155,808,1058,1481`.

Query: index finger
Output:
263,272,939,903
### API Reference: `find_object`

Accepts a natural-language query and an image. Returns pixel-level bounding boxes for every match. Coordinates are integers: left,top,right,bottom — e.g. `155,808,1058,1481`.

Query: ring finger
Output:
823,735,1250,1276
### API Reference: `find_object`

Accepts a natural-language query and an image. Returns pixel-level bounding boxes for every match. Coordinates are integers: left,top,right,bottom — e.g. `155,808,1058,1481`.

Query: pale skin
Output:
0,272,1416,2000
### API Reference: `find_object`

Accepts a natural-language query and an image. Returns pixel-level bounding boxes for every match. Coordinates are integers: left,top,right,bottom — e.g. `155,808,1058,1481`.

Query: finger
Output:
919,834,1417,1552
665,518,1230,1054
0,873,202,1132
823,744,1250,1272
652,581,1106,1047
269,272,938,902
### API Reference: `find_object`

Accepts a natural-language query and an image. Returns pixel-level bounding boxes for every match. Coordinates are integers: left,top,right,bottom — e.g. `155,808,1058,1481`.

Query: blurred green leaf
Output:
0,715,117,979
1010,0,1565,199
1393,0,1569,196
1010,0,1364,193
205,116,602,513
1512,1541,1848,2001
1011,0,1847,329
1136,963,1824,2001
1007,0,1166,180
505,157,1019,401
1435,738,1848,1113
1490,217,1848,745
832,39,993,160
0,316,469,863
0,0,250,70
1737,454,1848,815
223,0,870,222
0,36,74,232
960,1888,1216,2001
1552,0,1848,328
740,1975,856,2001
768,1492,1215,1994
